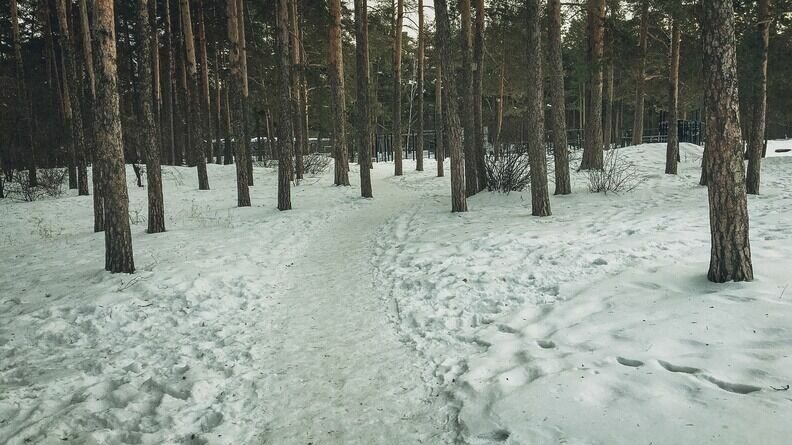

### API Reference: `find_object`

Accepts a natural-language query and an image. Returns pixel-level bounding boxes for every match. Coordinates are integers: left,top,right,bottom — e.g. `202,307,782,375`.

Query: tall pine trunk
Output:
276,0,293,208
354,0,373,197
162,0,177,166
580,0,605,170
238,0,254,185
180,0,210,190
459,0,477,196
526,0,551,216
435,63,444,177
137,0,165,233
665,15,681,175
94,0,135,273
547,0,571,194
392,0,404,176
702,0,753,282
289,0,305,180
436,0,467,211
329,0,350,185
746,0,771,194
228,0,251,206
473,0,486,191
415,0,425,172
631,0,649,145
197,0,214,166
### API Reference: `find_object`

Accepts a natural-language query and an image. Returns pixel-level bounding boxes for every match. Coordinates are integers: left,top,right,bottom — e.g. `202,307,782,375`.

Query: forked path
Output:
260,170,452,444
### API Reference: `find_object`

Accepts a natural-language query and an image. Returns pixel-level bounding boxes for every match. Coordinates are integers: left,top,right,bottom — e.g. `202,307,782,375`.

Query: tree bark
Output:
459,0,477,196
289,0,305,181
238,0,254,185
329,0,350,185
437,0,467,211
197,0,213,166
581,0,605,170
665,16,681,175
275,0,294,208
415,0,425,172
526,0,551,216
603,60,614,149
631,0,649,145
137,0,166,233
547,0,571,194
473,0,486,191
180,0,210,190
228,0,251,206
702,0,753,282
162,0,177,166
435,63,444,177
392,0,404,176
354,0,373,197
94,0,135,273
746,0,771,194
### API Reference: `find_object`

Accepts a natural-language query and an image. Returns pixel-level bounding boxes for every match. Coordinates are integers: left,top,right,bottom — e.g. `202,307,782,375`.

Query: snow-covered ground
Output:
767,139,792,157
1,144,791,444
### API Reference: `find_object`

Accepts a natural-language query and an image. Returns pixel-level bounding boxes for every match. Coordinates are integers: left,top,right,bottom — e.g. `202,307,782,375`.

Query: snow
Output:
767,139,792,157
2,144,791,444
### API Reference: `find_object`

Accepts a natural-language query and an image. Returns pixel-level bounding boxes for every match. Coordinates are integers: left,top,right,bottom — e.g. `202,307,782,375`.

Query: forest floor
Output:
1,143,791,445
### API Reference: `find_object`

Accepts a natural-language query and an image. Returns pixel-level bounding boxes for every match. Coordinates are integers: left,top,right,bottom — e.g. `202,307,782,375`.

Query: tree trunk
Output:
197,0,213,166
180,0,210,190
289,0,305,181
228,0,251,206
10,0,37,187
459,0,477,196
94,0,135,273
137,0,166,233
238,0,254,185
603,60,614,149
162,0,176,166
214,26,223,164
473,0,486,191
526,0,551,216
275,0,294,208
581,0,605,170
392,0,404,176
436,0,467,212
547,0,571,195
415,0,425,172
224,74,234,165
435,63,444,177
746,0,771,194
329,0,350,185
702,0,753,283
354,0,373,197
665,15,681,175
631,0,649,145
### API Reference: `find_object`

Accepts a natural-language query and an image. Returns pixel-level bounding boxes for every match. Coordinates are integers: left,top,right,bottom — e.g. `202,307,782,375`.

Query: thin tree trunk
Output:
746,0,771,194
415,0,425,171
436,0,467,211
137,0,165,233
289,0,305,181
702,0,753,282
354,0,373,197
473,0,486,191
238,0,254,185
228,0,251,206
94,0,134,273
665,15,681,175
392,0,404,176
214,24,223,164
581,0,605,170
197,0,213,165
526,0,551,216
224,73,233,164
547,0,571,194
162,0,176,166
632,0,649,145
493,56,505,159
276,0,293,208
459,0,477,196
329,0,350,185
10,0,37,187
180,0,210,189
435,63,444,177
603,60,614,149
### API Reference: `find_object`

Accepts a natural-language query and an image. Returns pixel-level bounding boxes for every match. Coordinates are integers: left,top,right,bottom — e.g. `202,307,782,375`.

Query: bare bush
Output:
587,148,643,194
302,153,332,176
5,168,68,201
484,151,531,194
37,168,67,197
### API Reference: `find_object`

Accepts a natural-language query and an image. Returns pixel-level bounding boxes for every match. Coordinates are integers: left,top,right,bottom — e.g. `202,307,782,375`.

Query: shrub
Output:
484,151,531,194
302,152,332,176
587,148,642,194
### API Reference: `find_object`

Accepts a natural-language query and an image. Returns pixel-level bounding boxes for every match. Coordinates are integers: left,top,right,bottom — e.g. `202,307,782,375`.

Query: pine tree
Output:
416,0,425,172
180,0,210,190
547,0,571,194
10,0,37,187
473,0,487,191
436,0,467,211
631,0,649,146
228,0,251,206
329,0,350,185
392,0,404,176
702,0,753,282
526,0,551,216
354,0,373,198
93,0,135,273
580,0,605,171
746,0,771,194
665,14,681,175
459,0,477,196
276,0,294,209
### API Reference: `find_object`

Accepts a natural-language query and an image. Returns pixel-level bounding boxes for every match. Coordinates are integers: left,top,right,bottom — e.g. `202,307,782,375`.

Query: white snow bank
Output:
375,144,792,445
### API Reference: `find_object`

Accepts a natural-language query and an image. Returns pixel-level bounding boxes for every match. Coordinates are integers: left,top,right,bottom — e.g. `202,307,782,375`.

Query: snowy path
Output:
255,171,452,444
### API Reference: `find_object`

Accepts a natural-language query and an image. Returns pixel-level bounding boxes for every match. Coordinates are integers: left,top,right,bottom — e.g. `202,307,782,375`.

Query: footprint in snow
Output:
616,357,644,367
